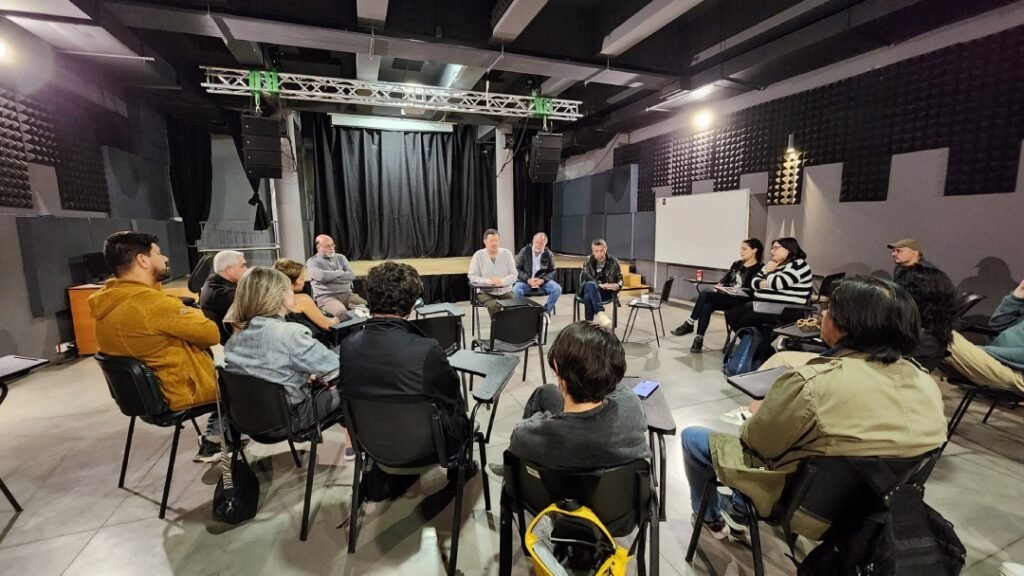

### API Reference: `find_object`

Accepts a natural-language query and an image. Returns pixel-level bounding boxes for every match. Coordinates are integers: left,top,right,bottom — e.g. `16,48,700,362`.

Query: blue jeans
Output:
580,281,612,321
513,280,562,313
681,426,744,522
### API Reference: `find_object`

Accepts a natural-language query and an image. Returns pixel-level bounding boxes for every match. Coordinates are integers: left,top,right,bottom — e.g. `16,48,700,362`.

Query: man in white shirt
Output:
468,229,517,317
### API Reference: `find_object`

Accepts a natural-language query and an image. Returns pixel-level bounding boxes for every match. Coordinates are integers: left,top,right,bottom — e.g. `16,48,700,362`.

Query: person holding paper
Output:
673,238,764,353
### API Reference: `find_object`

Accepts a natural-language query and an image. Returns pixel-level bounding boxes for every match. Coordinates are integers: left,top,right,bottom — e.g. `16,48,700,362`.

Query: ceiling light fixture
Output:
0,41,8,60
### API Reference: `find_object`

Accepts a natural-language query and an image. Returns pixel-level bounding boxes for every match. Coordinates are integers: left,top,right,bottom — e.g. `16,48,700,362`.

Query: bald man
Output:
306,235,367,317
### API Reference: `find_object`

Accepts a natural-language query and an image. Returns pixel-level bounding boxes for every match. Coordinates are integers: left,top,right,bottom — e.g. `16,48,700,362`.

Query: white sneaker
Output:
351,306,370,319
595,311,613,330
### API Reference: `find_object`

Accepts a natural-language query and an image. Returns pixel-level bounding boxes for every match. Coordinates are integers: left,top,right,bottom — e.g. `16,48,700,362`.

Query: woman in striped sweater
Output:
724,237,813,332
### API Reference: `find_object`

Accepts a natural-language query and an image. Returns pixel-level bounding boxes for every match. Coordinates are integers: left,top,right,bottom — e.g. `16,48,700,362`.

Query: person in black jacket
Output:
199,250,247,344
338,261,471,464
672,238,763,353
579,239,623,330
512,232,562,314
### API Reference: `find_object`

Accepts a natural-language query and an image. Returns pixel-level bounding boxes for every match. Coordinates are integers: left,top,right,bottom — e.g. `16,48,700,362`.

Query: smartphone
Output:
632,379,659,399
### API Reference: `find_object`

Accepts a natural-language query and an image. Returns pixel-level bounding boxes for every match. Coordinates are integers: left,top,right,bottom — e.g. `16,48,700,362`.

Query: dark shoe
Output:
690,336,704,353
720,495,751,535
672,322,695,336
193,437,221,463
691,513,731,540
485,463,505,482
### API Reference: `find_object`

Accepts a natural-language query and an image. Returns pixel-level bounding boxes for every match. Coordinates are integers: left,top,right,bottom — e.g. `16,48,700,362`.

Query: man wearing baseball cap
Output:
888,238,935,283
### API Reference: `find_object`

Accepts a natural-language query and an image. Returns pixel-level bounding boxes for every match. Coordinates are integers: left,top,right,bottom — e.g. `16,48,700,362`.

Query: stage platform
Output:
349,253,591,304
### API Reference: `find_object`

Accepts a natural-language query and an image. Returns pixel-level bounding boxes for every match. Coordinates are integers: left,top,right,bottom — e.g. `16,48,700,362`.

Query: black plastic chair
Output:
410,316,462,356
943,322,1024,440
469,282,489,340
95,353,216,519
472,304,547,385
217,368,345,541
813,272,845,305
954,292,986,320
686,450,941,576
186,254,215,295
499,451,659,576
342,396,486,576
623,276,676,346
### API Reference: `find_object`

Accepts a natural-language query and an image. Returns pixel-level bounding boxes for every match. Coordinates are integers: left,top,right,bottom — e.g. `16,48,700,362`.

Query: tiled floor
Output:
1,300,1023,575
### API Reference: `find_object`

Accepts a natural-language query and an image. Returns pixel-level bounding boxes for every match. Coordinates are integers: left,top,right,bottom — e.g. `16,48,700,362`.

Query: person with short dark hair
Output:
513,232,562,315
505,321,650,471
469,228,518,316
579,239,623,330
724,237,813,332
90,231,223,462
682,277,947,541
339,262,471,462
673,238,763,353
199,250,247,344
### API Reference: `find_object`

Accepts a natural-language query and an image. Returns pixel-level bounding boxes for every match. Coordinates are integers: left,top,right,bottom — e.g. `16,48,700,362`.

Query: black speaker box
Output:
529,132,562,183
242,115,282,179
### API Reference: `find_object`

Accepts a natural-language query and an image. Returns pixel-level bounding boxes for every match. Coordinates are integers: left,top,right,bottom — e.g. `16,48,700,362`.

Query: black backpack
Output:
723,327,773,376
799,460,965,576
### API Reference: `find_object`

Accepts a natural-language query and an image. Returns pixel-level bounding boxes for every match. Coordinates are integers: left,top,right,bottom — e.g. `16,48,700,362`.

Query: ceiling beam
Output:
600,0,703,57
540,77,575,97
356,0,388,26
107,2,675,90
211,16,264,67
491,0,548,42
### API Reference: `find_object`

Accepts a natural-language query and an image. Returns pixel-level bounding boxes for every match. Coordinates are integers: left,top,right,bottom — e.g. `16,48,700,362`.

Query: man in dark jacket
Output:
339,261,471,461
513,232,562,314
199,250,247,344
579,238,623,329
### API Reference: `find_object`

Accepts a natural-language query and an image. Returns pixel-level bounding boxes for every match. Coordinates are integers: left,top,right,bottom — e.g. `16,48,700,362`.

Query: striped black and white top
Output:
752,259,813,305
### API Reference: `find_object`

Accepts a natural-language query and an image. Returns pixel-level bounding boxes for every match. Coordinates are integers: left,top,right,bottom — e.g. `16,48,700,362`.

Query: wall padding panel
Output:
615,26,1024,209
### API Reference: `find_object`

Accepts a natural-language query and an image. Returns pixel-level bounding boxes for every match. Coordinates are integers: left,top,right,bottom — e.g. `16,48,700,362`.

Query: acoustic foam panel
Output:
550,215,564,252
604,213,634,260
584,215,606,248
605,164,639,214
133,219,189,280
561,215,585,255
614,26,1024,208
559,177,592,215
552,185,565,217
633,211,656,261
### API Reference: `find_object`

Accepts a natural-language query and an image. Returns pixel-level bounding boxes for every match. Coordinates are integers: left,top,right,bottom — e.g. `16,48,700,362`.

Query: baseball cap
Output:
887,238,922,252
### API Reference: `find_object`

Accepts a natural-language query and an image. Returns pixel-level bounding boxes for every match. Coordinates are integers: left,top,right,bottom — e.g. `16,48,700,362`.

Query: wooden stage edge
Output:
348,253,589,277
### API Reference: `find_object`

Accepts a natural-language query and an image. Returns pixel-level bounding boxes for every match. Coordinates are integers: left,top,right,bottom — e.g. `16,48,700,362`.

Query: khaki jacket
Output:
709,352,946,539
89,279,220,411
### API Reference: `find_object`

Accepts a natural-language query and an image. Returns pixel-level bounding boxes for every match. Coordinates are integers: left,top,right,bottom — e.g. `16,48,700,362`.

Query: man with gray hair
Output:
199,250,247,344
513,232,562,315
579,238,622,330
306,234,367,317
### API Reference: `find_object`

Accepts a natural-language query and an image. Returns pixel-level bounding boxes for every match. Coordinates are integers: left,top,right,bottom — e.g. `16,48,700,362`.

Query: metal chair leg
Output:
288,439,302,468
499,490,513,576
658,308,666,337
348,451,364,552
477,435,491,511
745,498,765,576
522,347,529,382
982,400,999,424
947,390,976,438
300,439,318,541
0,476,22,512
189,418,202,436
159,421,183,519
448,452,468,575
119,416,136,489
686,477,717,562
538,342,547,385
651,309,660,347
637,525,648,576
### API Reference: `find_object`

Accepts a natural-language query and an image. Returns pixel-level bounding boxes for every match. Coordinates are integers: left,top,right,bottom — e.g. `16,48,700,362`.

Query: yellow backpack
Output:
525,502,631,576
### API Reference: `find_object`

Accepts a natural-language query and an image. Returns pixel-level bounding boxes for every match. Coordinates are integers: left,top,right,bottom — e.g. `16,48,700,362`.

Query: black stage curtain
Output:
309,114,495,259
513,140,553,250
167,120,212,268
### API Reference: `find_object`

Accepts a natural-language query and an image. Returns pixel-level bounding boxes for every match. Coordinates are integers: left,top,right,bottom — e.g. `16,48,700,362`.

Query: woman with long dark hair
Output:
672,238,764,353
724,237,813,333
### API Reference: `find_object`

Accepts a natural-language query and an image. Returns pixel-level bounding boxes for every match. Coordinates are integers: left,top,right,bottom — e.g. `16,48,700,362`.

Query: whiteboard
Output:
655,189,751,269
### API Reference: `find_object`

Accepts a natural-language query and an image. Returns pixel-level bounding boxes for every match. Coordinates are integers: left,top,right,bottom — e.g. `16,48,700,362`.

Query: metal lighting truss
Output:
201,66,583,121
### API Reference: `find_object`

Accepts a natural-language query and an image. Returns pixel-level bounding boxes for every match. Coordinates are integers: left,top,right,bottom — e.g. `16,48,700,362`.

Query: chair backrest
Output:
503,451,653,537
410,316,460,355
658,275,676,303
775,449,940,533
342,396,447,469
491,304,544,348
187,254,215,294
95,353,170,418
817,272,846,301
954,292,986,320
217,368,296,438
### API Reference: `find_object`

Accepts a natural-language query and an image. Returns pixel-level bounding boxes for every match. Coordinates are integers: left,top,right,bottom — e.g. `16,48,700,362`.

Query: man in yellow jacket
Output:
682,277,947,542
90,231,223,462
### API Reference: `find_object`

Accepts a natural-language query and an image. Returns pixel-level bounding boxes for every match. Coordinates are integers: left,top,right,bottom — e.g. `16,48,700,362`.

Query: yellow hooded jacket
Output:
89,279,220,411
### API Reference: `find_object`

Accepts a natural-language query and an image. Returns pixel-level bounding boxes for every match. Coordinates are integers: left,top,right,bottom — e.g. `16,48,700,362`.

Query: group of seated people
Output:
86,228,1024,557
469,228,623,330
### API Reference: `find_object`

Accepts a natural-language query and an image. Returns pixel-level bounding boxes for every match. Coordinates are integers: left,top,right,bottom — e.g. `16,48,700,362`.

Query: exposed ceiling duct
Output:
600,0,704,57
491,0,549,42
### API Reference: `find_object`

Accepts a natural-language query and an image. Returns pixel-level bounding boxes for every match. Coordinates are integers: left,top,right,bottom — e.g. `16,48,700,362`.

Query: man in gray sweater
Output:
468,229,517,317
306,234,367,317
946,278,1024,392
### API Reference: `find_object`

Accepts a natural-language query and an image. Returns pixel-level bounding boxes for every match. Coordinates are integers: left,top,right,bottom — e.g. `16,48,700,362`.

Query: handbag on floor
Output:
212,445,260,524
